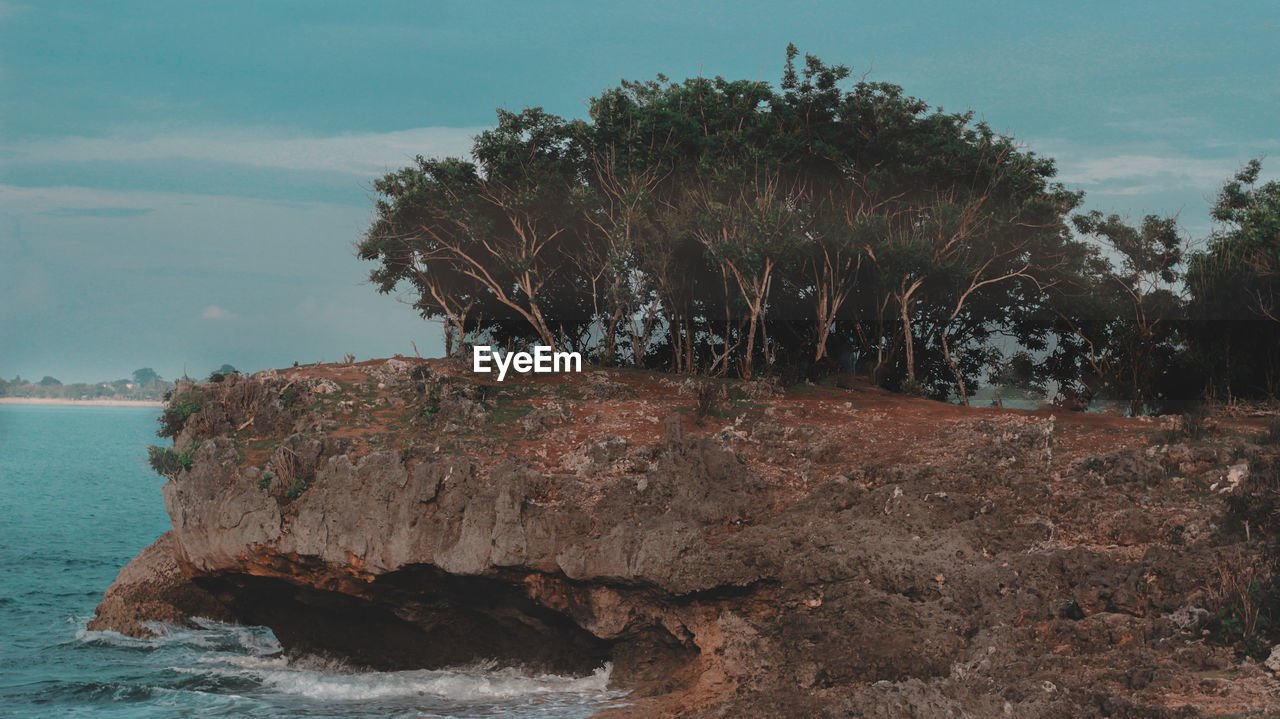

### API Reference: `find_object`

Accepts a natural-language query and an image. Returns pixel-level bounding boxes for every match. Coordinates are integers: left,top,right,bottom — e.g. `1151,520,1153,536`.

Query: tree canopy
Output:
359,47,1280,408
360,46,1087,398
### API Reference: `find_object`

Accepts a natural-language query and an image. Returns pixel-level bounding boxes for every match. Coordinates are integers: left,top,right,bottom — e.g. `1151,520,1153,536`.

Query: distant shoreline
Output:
0,398,164,407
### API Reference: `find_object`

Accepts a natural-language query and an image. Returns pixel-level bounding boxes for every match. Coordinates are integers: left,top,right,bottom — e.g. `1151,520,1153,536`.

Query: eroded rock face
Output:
87,531,233,636
93,367,1280,717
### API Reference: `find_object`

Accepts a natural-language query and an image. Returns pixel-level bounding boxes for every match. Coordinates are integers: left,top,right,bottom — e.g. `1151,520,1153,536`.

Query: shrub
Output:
694,380,718,420
1209,552,1280,659
898,379,925,397
147,445,195,477
1215,455,1280,657
420,384,442,421
1159,403,1212,443
284,477,308,499
157,391,203,438
258,472,273,491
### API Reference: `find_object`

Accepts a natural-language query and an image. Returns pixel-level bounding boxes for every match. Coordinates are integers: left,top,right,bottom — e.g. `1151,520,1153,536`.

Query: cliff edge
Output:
93,358,1280,716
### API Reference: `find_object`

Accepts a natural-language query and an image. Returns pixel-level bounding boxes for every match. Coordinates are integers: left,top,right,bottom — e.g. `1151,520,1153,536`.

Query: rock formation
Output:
93,359,1280,716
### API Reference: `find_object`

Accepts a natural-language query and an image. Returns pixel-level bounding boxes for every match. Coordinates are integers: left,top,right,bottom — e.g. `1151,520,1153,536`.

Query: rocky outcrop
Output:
92,363,1280,717
88,531,234,636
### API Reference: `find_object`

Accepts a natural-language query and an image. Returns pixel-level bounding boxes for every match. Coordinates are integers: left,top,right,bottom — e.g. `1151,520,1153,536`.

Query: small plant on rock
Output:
157,391,203,438
1209,552,1280,659
147,445,195,477
284,477,308,499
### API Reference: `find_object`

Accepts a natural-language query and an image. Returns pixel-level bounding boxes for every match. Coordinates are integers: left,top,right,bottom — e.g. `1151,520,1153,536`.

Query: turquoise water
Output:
0,405,618,718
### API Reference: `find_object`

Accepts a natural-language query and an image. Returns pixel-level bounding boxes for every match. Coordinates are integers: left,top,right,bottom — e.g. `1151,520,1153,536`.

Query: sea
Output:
0,404,621,718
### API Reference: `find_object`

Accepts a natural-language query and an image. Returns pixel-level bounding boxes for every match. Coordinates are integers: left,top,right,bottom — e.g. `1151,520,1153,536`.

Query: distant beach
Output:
0,398,163,407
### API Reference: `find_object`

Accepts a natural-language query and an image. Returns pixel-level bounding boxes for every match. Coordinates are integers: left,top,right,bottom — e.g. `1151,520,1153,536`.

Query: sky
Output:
2,1,1277,382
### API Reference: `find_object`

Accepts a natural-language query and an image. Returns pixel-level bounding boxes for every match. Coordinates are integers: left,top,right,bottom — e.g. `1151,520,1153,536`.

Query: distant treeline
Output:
1,368,172,401
359,46,1280,413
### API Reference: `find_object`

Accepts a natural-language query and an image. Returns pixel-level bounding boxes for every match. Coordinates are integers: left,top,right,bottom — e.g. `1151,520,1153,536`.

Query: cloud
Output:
202,305,234,320
0,183,328,216
5,126,485,177
39,207,152,218
1054,154,1236,188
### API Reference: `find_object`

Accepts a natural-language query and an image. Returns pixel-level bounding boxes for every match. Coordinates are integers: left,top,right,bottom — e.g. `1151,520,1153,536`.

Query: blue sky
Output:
2,1,1277,382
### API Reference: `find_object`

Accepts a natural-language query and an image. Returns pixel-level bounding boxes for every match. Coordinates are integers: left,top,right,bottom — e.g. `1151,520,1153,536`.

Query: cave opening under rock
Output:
193,564,693,681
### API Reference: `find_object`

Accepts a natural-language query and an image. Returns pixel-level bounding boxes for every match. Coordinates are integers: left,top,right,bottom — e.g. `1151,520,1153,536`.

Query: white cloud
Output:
1054,154,1236,187
5,125,485,176
202,305,234,320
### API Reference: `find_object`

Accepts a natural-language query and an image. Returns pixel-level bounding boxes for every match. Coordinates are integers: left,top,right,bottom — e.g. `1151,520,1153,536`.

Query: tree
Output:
1183,159,1280,399
40,376,62,386
360,47,1084,391
133,368,160,385
1208,159,1280,323
360,110,590,353
1048,212,1185,414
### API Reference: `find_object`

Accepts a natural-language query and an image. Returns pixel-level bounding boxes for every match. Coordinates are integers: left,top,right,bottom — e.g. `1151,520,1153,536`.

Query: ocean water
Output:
0,405,621,718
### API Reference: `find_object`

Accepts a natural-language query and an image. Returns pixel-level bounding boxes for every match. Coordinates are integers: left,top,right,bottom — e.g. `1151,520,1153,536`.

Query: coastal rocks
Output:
93,363,1280,717
87,531,233,637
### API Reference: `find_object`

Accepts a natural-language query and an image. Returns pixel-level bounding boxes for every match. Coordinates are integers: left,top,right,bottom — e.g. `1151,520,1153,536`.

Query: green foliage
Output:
258,472,273,490
39,376,61,386
359,46,1081,392
147,445,195,477
354,50,1275,407
898,379,925,397
1045,212,1186,415
281,386,300,407
208,365,238,383
420,384,441,422
284,477,308,499
1211,569,1280,659
1183,159,1280,401
157,391,203,438
132,368,160,384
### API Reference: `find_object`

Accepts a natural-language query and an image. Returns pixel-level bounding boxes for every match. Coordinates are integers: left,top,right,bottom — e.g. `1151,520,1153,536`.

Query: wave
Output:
75,618,283,653
74,618,621,709
193,656,615,703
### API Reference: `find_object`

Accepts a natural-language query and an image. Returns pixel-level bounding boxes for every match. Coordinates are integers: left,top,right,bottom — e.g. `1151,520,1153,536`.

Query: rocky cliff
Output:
92,358,1280,716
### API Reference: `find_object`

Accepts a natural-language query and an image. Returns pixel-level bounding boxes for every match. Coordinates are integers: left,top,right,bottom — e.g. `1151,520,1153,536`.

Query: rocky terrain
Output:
91,357,1280,717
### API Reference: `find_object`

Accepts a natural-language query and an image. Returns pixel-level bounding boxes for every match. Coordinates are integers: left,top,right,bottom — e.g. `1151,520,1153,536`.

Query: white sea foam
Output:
76,618,281,655
200,654,614,703
77,617,622,711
